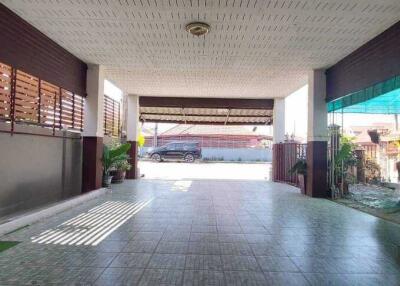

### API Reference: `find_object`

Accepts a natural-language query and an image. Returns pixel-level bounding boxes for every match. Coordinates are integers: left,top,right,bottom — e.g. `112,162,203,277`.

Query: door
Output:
164,143,181,159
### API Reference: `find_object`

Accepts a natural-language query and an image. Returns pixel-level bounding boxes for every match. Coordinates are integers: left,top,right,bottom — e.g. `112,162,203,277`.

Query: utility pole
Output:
154,123,158,147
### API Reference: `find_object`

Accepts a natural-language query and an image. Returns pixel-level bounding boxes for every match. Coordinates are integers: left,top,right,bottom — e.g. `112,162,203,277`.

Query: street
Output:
138,161,271,181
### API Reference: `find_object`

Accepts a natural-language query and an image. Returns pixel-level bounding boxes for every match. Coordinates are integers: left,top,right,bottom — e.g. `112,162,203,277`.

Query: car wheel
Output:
151,153,162,162
184,153,195,163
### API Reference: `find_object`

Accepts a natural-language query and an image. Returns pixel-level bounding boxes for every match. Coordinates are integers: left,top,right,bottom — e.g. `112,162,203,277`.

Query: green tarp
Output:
327,75,400,114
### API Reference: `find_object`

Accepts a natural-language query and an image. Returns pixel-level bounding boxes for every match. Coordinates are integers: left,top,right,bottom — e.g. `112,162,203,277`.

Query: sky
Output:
284,85,308,140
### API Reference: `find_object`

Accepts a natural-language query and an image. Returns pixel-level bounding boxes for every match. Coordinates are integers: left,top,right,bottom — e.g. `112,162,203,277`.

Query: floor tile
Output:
156,242,189,254
132,232,164,242
224,271,267,286
139,269,184,286
95,267,144,285
110,253,152,268
221,255,260,271
185,255,223,271
249,243,287,256
183,270,225,286
263,272,309,286
148,254,186,269
256,256,300,272
220,242,253,255
188,242,221,255
123,240,158,253
190,232,219,242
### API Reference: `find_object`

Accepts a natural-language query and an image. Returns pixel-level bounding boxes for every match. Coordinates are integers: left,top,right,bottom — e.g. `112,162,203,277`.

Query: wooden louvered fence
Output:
0,62,84,134
104,94,121,137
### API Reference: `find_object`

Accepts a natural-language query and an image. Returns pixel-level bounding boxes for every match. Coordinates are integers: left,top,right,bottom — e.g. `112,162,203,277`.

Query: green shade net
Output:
327,75,400,114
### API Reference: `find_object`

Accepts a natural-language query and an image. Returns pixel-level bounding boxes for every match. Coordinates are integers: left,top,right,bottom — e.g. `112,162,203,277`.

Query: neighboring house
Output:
345,123,400,181
141,124,273,162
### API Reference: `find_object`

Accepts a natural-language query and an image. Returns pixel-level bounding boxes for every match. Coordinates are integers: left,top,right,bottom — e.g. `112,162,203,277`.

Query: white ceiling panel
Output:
1,0,399,98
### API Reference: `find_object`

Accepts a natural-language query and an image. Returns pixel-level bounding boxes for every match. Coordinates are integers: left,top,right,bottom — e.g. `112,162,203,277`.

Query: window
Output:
0,61,85,133
167,143,177,150
104,94,121,137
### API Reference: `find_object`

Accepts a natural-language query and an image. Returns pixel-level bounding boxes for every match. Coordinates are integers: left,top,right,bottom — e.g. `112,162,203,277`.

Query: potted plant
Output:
110,160,132,183
289,158,307,194
102,143,131,187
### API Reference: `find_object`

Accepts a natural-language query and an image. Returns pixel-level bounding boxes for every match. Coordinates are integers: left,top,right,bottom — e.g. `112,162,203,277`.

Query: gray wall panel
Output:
0,131,82,217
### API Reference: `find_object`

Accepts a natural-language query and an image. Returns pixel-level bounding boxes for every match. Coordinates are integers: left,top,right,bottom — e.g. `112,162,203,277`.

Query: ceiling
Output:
1,0,400,99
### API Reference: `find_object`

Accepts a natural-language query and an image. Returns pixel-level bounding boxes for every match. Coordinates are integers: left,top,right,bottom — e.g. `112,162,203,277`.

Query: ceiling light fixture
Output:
186,22,210,37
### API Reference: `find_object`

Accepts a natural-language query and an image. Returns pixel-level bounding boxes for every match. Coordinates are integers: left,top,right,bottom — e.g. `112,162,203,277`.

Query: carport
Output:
1,1,400,285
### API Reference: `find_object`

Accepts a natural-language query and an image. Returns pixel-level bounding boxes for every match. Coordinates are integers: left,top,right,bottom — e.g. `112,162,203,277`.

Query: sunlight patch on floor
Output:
172,180,192,192
30,200,152,246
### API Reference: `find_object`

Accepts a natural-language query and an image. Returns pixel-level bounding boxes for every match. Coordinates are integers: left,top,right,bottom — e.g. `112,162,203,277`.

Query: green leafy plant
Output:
335,136,358,176
333,136,359,193
114,159,132,172
102,143,131,176
288,158,307,175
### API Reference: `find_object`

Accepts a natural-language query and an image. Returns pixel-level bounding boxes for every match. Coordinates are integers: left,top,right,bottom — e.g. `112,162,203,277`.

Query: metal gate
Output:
272,142,307,185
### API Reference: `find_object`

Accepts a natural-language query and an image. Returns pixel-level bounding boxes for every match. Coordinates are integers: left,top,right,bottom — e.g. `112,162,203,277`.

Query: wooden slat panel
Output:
0,65,12,75
0,63,11,120
0,61,85,132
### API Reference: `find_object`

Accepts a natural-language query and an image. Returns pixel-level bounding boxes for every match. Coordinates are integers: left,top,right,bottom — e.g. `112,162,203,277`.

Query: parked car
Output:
147,142,201,163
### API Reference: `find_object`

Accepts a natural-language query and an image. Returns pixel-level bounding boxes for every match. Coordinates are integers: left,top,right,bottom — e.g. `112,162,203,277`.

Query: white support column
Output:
273,98,286,143
306,69,328,197
83,64,105,137
308,69,327,142
126,94,139,179
126,94,139,141
82,64,105,192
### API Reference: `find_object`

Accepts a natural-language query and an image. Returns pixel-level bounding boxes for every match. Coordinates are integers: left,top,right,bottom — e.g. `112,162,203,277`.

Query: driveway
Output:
139,161,271,181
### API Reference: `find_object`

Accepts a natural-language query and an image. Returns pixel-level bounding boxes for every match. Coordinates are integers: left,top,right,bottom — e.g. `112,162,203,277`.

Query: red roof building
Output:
144,124,272,149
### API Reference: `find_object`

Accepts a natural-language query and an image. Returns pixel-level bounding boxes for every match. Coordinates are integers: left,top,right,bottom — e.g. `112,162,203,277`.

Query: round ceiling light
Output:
186,22,210,37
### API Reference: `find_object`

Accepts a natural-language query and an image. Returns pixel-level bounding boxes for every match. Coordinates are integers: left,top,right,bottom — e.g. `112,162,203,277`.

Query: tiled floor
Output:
0,179,400,285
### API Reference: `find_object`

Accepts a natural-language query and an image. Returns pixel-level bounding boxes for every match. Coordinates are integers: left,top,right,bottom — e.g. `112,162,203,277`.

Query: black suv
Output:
148,142,201,163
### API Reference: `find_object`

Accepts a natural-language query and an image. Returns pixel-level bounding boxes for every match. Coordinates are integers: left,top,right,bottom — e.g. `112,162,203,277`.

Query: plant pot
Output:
396,161,400,181
102,174,113,188
110,170,126,184
298,174,306,195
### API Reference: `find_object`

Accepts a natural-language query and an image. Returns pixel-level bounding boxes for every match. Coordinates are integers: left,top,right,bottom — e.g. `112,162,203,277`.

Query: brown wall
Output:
326,21,400,101
0,3,87,95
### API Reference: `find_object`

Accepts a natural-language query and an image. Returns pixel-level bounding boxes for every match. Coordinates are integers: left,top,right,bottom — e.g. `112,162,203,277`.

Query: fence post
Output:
72,93,75,130
10,68,16,135
59,88,62,129
53,91,57,136
37,79,41,125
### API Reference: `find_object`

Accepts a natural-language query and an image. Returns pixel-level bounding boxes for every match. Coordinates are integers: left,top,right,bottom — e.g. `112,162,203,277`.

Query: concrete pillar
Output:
306,69,328,197
82,64,105,192
126,94,139,179
272,98,285,181
273,98,286,144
